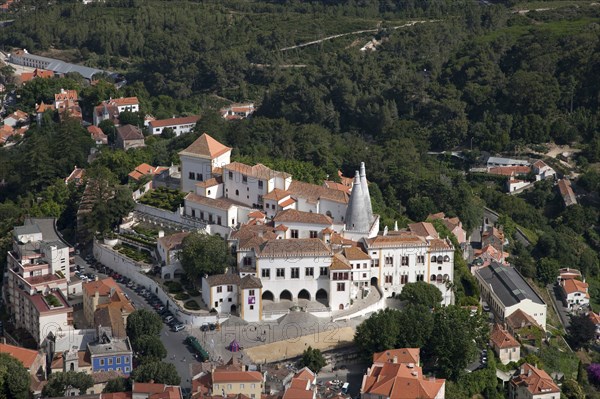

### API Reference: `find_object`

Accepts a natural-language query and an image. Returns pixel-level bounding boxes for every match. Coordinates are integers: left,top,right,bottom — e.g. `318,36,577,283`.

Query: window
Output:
385,275,393,284
228,385,232,390
125,367,130,372
241,384,245,389
117,367,121,371
310,230,318,238
217,286,223,293
100,359,105,366
337,283,345,291
306,267,314,277
400,275,408,284
227,285,233,292
108,358,113,365
217,216,222,225
125,357,129,364
276,268,285,278
291,230,299,239
362,273,367,278
250,305,254,310
372,259,379,268
243,257,252,266
235,189,239,196
431,255,437,262
262,269,270,278
416,274,424,282
417,255,425,264
249,289,255,296
116,357,121,364
189,172,195,180
229,171,233,179
242,176,248,184
200,211,204,220
215,301,218,307
258,180,263,189
197,174,203,181
251,384,256,389
291,268,300,279
320,267,328,276
385,256,393,266
228,298,232,302
363,263,367,269
401,256,409,266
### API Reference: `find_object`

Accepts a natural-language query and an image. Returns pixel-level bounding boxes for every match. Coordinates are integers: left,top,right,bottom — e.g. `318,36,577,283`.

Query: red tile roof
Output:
150,115,200,128
273,209,332,225
561,279,589,297
372,348,420,365
179,133,231,159
490,324,519,349
0,343,40,370
111,97,139,106
511,363,559,396
488,166,531,176
408,222,439,238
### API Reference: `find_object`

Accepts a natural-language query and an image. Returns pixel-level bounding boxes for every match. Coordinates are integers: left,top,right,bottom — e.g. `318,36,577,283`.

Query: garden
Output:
44,293,62,308
138,187,186,212
114,243,154,264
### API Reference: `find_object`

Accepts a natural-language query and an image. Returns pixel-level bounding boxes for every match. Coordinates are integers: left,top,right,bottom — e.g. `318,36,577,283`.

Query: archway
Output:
230,304,237,314
316,289,328,305
437,274,443,283
339,304,344,310
280,290,293,301
370,277,378,286
298,289,310,301
262,291,274,301
430,274,437,282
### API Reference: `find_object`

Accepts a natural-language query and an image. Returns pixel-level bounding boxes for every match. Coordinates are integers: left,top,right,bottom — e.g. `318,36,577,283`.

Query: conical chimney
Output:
360,162,373,223
345,170,370,232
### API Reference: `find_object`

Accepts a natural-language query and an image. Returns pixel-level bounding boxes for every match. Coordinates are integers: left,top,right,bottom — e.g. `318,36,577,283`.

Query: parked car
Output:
156,306,165,312
200,324,209,332
208,323,216,331
127,281,135,288
172,324,185,332
164,316,174,323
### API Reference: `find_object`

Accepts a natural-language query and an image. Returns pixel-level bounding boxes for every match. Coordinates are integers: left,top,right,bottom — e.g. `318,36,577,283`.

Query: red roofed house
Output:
65,166,86,185
489,324,520,365
132,381,183,399
482,226,506,252
361,348,445,399
282,367,317,399
427,212,467,245
20,68,55,83
0,124,15,144
4,109,29,127
82,277,134,328
0,343,47,395
128,163,168,182
559,278,590,311
557,178,577,207
147,115,200,136
88,125,108,145
509,363,559,399
191,357,264,399
220,103,255,120
93,97,139,126
179,133,232,192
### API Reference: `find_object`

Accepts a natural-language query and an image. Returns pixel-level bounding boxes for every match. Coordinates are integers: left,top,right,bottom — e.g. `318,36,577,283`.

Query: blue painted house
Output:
87,326,133,375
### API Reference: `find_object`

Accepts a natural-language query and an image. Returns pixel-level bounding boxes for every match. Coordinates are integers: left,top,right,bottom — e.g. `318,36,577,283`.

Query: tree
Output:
103,377,131,393
98,120,117,144
536,258,560,286
131,361,181,385
567,314,596,350
42,371,94,397
396,304,435,348
0,353,30,399
118,111,144,128
425,305,489,381
562,378,585,399
160,127,175,139
179,233,232,283
126,309,163,343
354,308,402,358
299,346,326,373
134,334,167,363
398,282,443,308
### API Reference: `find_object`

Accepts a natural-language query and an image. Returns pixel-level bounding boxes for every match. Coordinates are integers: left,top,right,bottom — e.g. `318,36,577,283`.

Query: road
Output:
76,255,194,390
547,284,570,330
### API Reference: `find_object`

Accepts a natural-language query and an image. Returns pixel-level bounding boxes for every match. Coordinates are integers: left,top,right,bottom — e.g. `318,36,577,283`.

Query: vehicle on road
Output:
341,383,350,394
172,324,185,332
184,336,209,361
164,315,174,323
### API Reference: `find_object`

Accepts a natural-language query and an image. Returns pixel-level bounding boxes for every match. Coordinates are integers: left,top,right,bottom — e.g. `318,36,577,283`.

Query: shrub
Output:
174,293,190,301
588,363,600,386
164,281,183,293
184,300,200,310
187,289,201,297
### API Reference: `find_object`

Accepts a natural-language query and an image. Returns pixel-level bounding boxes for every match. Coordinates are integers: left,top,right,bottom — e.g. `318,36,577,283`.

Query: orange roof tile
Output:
408,222,439,238
212,370,263,383
82,277,119,297
562,279,589,297
179,133,231,159
589,312,600,325
490,324,519,349
511,363,559,396
0,343,39,369
150,115,200,128
273,209,332,225
111,97,139,106
343,246,370,261
263,189,290,201
330,253,352,271
279,198,297,208
372,348,420,365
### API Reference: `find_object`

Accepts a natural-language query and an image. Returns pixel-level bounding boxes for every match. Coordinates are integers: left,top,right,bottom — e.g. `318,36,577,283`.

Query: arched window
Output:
430,275,437,282
444,255,450,262
443,274,450,282
431,256,437,263
235,189,239,196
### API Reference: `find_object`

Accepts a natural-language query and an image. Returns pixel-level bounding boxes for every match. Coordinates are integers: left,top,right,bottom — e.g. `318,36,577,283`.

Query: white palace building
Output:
164,134,455,321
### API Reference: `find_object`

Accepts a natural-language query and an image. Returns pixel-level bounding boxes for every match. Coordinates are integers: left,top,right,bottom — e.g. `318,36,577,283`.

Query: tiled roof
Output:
589,312,600,325
87,125,107,140
279,197,296,208
561,279,589,297
408,222,438,238
0,343,39,369
111,97,139,106
94,305,127,339
511,363,559,396
157,232,190,251
428,238,453,250
372,348,420,365
558,179,577,206
54,89,78,102
179,133,231,159
36,102,55,113
263,189,291,201
223,162,291,180
82,277,119,297
343,246,370,261
258,238,332,258
365,233,425,248
150,115,200,128
185,192,239,210
490,324,519,349
488,166,531,176
273,209,332,225
288,181,349,204
239,275,262,289
212,369,263,383
248,211,266,219
196,177,222,188
205,273,241,287
505,309,541,331
117,124,144,141
330,253,352,270
293,367,315,381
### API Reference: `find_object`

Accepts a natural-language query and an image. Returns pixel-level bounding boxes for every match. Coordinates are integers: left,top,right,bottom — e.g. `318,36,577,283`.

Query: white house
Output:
3,110,28,127
560,278,590,311
201,274,241,314
475,262,547,330
179,133,232,192
273,209,334,239
532,160,556,181
147,115,200,136
156,232,189,280
93,97,140,126
222,162,291,209
490,323,521,365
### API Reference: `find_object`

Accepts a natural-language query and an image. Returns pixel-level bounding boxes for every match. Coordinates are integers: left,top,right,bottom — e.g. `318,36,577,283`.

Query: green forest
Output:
1,0,600,397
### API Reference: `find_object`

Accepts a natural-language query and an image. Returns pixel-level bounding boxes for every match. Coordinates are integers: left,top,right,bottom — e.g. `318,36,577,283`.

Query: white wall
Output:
241,288,260,322
180,155,213,192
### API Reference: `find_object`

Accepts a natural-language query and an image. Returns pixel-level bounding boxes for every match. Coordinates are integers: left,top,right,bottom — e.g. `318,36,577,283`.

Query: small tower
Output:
345,163,375,233
63,346,79,372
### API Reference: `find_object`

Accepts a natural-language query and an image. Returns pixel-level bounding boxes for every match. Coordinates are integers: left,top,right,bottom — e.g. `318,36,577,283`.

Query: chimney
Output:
393,356,397,364
158,230,165,238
